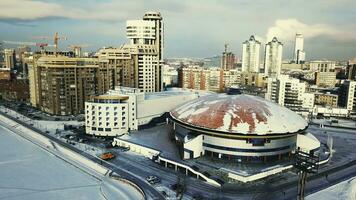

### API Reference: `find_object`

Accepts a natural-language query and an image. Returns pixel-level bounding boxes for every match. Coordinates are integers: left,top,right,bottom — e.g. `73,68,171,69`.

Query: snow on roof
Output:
170,94,308,135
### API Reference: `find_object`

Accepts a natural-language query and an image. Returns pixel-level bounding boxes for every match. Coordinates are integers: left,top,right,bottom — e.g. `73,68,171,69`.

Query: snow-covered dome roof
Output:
170,94,308,135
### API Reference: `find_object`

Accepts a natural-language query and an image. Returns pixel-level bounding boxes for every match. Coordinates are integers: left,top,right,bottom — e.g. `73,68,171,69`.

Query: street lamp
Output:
294,147,319,200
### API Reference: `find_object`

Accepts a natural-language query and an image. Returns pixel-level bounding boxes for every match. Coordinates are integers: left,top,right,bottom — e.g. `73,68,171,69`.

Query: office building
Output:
264,37,283,77
242,35,261,73
293,33,305,64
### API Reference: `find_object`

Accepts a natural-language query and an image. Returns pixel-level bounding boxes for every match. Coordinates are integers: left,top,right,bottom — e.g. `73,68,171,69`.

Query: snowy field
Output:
0,124,143,200
306,177,356,200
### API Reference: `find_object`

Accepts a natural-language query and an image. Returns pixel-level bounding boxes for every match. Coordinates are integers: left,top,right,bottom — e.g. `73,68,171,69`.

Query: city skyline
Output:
1,0,356,60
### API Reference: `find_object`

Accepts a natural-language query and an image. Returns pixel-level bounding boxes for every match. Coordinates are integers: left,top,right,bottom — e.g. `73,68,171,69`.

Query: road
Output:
1,108,356,200
0,110,165,200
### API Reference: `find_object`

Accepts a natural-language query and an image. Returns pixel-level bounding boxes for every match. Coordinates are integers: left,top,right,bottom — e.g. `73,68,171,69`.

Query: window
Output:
91,127,97,131
105,128,111,132
98,128,103,131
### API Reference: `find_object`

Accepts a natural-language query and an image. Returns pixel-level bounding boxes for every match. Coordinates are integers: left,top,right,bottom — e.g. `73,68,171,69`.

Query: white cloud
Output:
0,0,186,22
265,18,353,43
0,0,147,21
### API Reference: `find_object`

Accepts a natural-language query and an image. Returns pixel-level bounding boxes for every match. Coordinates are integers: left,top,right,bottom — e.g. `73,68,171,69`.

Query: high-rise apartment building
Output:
29,56,99,115
178,66,242,92
126,11,164,92
266,75,312,114
347,59,356,80
242,35,261,73
96,47,135,93
338,80,356,115
4,49,16,69
294,33,305,64
264,37,283,77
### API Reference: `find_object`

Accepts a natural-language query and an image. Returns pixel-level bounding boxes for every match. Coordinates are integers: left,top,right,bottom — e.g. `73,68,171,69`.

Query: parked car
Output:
146,175,161,184
99,152,116,160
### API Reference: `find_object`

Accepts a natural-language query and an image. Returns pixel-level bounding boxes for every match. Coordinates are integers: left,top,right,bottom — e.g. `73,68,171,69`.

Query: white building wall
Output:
126,20,156,44
264,37,283,77
242,36,261,73
301,93,315,112
85,101,131,136
183,135,203,159
294,33,304,63
202,134,296,157
347,81,356,111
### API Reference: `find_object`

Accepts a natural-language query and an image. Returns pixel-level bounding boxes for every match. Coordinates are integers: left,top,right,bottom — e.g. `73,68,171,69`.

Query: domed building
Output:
169,94,315,162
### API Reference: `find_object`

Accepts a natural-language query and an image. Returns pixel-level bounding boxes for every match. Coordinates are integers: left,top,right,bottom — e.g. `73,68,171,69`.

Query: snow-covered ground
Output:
306,177,356,200
0,123,143,200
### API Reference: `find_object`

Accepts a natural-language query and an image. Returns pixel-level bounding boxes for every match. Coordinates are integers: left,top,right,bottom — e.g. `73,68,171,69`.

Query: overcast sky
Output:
1,0,356,60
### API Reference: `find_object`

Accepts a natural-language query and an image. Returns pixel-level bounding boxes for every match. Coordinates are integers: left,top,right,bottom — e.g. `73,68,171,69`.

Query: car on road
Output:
146,175,161,184
99,152,116,160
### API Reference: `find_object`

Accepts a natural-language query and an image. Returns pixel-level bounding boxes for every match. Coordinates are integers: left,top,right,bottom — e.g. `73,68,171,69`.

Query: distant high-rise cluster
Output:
27,11,164,115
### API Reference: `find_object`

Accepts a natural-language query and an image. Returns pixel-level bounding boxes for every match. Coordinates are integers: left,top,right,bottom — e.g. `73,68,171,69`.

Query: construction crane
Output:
33,32,67,56
2,40,55,50
68,44,91,57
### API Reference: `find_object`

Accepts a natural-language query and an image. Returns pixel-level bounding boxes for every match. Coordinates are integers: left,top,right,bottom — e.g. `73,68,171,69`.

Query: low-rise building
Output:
309,60,336,72
0,68,12,80
315,72,337,87
314,92,338,107
85,87,208,136
266,75,311,115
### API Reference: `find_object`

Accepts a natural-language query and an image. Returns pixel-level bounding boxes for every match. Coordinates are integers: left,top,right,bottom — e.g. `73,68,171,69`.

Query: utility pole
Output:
294,147,319,200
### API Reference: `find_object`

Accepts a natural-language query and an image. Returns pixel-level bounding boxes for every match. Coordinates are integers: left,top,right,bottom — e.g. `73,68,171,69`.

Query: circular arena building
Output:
169,94,310,162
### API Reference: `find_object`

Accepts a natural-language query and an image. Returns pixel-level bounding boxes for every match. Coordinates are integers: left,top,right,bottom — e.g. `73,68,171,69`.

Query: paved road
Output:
0,111,165,200
2,109,356,200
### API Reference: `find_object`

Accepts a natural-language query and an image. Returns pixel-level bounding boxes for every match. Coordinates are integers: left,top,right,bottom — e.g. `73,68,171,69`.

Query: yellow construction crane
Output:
33,32,67,56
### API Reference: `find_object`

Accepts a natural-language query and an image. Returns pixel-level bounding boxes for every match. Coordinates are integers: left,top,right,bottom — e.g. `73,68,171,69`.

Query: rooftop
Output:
171,94,308,135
